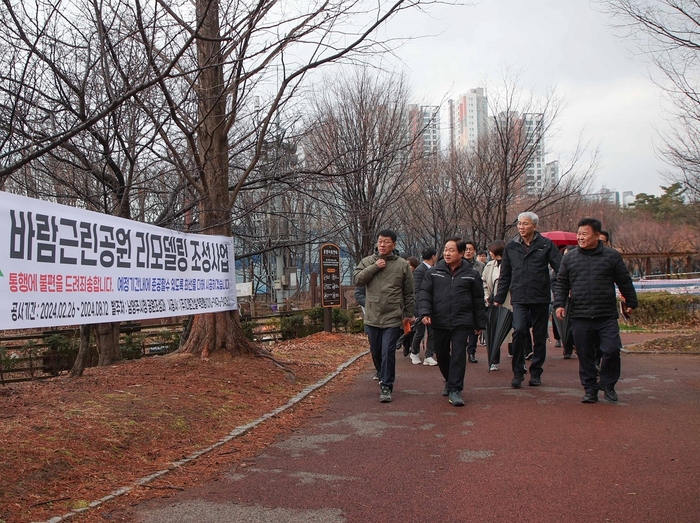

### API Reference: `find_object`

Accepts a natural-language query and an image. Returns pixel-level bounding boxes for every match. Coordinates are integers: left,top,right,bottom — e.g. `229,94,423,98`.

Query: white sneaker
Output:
490,364,499,371
410,353,421,365
423,356,438,366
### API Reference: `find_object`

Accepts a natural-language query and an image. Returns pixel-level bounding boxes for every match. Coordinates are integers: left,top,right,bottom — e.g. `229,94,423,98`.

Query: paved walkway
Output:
131,334,700,523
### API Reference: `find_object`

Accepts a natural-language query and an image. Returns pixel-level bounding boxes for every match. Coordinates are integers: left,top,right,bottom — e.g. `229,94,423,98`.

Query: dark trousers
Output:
411,321,435,358
432,326,469,393
571,317,622,394
466,329,478,356
511,303,549,379
366,326,401,391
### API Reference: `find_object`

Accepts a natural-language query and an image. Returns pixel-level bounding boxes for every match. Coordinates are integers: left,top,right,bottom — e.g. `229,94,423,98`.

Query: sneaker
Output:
423,356,438,366
511,375,523,388
563,353,572,359
448,391,465,406
468,354,478,364
528,376,541,387
555,340,562,348
442,383,449,396
410,353,421,365
525,351,533,360
372,371,380,380
489,364,499,371
600,383,618,402
379,385,392,403
581,392,598,403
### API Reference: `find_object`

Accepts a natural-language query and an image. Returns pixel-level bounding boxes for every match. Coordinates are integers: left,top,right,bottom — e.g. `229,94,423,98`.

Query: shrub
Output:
629,292,700,327
306,305,325,326
240,319,255,341
121,333,143,360
280,314,305,340
332,308,350,332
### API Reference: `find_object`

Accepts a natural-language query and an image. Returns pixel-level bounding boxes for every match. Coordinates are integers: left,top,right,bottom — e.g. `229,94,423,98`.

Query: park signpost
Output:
319,243,340,332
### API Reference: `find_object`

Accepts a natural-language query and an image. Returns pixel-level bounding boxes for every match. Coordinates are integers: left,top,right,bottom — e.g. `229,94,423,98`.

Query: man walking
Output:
464,240,485,363
355,229,415,403
554,218,638,403
409,247,438,366
418,238,486,406
494,212,562,388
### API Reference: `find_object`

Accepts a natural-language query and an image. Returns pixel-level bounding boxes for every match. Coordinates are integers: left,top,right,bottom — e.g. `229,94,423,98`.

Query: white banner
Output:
0,191,237,330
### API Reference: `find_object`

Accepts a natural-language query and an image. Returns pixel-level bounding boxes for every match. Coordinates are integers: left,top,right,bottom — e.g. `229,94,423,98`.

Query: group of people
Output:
354,212,638,407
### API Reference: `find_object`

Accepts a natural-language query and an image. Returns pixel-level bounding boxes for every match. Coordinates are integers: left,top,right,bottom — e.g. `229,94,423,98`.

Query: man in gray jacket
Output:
355,229,415,403
554,218,637,404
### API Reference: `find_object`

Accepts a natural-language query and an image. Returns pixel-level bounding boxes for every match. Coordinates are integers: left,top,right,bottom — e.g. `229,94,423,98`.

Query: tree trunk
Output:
70,325,91,377
96,322,121,365
176,309,257,357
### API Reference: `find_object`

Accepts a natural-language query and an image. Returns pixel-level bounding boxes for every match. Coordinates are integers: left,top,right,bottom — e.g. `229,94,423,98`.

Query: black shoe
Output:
448,391,465,406
581,392,598,403
600,384,618,402
372,371,380,380
468,354,478,364
555,340,562,348
511,376,523,388
403,345,410,357
442,385,449,397
563,353,572,359
528,377,541,387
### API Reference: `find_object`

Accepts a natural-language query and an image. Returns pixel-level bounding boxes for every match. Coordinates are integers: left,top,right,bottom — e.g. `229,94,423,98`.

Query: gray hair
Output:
518,212,539,226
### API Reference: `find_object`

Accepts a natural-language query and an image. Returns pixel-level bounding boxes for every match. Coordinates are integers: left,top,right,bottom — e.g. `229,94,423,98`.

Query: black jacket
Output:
412,262,429,299
418,259,486,330
554,241,638,319
494,231,562,305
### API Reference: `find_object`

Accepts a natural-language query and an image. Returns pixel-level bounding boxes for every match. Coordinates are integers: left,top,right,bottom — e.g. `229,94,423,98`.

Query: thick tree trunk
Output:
176,309,256,357
96,322,121,365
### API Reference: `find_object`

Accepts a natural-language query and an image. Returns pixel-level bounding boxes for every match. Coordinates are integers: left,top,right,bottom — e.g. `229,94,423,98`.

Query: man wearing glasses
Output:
355,230,415,403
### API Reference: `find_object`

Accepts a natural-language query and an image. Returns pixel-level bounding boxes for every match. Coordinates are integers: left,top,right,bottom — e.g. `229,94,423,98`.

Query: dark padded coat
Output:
418,259,486,330
494,231,562,305
412,261,429,301
554,241,638,319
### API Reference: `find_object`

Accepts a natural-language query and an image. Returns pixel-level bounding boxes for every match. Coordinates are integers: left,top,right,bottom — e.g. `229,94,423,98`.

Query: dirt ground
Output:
0,332,369,523
0,329,697,523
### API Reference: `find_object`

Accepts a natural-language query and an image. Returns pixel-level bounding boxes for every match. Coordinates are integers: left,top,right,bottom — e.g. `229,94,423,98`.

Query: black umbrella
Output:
552,299,572,349
485,305,513,372
395,318,419,350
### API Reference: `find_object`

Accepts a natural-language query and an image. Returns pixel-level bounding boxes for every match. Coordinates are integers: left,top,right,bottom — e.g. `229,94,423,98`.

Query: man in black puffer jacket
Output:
554,218,638,404
418,238,486,407
494,212,562,388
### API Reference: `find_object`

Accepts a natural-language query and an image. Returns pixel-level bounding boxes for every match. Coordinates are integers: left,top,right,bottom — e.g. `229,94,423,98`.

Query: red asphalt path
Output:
132,333,700,523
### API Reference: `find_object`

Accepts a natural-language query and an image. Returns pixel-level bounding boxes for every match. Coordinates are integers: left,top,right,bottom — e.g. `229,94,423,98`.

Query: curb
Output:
36,350,369,523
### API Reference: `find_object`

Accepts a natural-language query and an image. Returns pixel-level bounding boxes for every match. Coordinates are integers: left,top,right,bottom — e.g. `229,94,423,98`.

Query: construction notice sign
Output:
320,243,341,307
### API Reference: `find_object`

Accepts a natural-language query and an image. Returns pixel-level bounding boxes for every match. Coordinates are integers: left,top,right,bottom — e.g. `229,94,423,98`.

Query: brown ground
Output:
623,331,700,353
0,329,697,523
0,332,369,523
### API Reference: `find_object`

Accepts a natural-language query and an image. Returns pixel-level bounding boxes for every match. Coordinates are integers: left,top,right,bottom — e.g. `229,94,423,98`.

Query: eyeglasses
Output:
377,239,395,245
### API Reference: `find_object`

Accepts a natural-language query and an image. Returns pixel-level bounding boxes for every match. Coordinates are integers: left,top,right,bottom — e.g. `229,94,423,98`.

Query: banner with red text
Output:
0,191,237,330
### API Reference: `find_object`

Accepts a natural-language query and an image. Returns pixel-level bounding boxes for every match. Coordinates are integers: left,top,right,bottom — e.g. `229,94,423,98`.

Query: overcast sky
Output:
389,0,673,196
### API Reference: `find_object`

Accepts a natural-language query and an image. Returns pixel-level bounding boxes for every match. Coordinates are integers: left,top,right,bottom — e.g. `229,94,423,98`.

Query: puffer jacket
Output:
412,261,429,298
417,259,486,330
554,241,638,319
354,253,415,328
494,231,562,305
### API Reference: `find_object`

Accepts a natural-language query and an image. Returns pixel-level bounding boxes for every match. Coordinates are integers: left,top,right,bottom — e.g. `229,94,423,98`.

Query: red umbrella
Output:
541,230,578,247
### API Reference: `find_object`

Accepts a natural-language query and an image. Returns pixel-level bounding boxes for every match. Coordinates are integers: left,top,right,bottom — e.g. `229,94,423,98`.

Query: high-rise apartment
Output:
406,104,441,157
450,88,488,152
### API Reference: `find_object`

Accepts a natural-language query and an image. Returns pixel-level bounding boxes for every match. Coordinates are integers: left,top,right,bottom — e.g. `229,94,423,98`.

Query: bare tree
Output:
601,0,700,201
303,69,423,261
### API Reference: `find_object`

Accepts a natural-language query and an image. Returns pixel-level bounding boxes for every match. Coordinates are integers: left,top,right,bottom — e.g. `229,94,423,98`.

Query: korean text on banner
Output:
0,191,237,330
